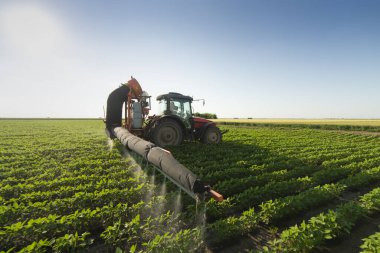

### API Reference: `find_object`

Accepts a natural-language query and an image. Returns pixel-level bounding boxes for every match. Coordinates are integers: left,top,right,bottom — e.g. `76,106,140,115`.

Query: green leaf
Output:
129,244,137,253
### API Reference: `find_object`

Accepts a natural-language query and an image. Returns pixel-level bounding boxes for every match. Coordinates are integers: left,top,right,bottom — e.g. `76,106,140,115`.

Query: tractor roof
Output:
156,92,193,101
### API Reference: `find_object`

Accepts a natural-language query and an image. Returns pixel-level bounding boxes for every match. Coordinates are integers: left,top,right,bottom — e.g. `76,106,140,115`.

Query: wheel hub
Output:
159,127,177,145
208,132,218,142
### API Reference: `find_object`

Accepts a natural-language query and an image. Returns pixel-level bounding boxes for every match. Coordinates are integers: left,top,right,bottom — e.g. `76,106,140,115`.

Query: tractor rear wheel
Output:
152,118,183,147
202,126,222,144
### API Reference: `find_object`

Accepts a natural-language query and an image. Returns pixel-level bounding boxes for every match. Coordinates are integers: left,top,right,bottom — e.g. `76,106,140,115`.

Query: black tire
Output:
202,126,222,144
152,118,183,147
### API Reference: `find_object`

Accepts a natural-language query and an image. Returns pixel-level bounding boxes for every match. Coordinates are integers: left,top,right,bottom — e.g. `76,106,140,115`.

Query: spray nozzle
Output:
206,186,224,202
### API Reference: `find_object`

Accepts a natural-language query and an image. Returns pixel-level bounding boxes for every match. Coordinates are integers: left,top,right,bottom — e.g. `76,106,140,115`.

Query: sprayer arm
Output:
194,180,224,202
208,189,224,202
203,185,223,202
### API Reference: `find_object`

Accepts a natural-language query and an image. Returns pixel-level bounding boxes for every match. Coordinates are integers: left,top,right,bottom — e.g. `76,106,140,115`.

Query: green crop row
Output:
0,183,150,227
360,230,380,253
0,169,140,200
205,165,380,247
216,164,324,197
0,195,172,252
11,232,93,253
207,150,380,220
262,187,380,252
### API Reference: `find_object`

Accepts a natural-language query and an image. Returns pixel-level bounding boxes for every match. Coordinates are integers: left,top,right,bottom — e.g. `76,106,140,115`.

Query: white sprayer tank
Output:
132,102,143,129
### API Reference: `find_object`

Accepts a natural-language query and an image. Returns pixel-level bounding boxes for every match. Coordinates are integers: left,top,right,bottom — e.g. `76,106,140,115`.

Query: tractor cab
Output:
157,92,193,129
151,92,222,147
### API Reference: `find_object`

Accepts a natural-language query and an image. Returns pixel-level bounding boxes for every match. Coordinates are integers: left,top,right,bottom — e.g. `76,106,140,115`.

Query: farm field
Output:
1,119,380,252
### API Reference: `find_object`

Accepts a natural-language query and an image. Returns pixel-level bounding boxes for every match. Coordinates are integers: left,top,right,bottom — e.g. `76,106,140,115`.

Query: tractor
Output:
105,78,224,147
105,78,225,201
145,92,222,147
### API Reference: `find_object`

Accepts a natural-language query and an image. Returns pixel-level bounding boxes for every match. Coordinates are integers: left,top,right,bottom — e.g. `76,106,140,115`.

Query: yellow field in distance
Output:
213,118,380,127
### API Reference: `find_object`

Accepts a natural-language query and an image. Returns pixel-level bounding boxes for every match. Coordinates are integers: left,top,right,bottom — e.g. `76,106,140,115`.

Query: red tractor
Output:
127,91,223,147
105,78,224,147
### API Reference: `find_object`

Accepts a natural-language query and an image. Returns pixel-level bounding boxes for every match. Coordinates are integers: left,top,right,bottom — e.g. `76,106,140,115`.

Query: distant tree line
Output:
193,112,218,119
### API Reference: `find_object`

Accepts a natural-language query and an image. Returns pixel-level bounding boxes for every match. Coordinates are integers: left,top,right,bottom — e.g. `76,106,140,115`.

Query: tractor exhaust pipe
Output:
110,127,223,201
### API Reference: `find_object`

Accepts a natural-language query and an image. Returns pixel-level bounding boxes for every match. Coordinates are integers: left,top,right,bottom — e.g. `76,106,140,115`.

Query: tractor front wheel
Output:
202,126,222,144
152,118,183,147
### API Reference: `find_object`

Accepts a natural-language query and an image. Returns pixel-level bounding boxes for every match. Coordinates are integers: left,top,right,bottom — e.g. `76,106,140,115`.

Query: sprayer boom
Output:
111,127,223,201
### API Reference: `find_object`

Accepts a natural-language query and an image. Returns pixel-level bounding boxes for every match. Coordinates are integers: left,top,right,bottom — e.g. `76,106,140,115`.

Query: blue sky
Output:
0,0,379,118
